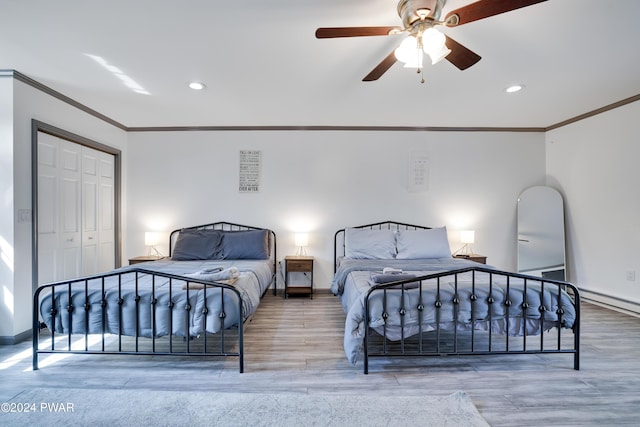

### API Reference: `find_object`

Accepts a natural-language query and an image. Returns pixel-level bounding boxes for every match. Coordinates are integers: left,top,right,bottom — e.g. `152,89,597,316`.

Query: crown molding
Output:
126,125,545,132
545,94,640,131
2,69,127,130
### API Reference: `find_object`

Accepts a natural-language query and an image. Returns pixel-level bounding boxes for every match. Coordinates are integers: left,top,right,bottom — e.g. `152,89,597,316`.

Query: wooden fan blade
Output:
315,26,400,39
445,0,547,26
444,35,481,70
363,51,398,82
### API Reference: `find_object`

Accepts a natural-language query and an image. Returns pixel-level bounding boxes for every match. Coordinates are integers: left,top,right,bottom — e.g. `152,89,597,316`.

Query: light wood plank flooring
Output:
2,292,640,426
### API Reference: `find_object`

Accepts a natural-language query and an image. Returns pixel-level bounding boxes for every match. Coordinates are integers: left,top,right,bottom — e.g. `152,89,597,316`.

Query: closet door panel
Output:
37,175,57,234
99,241,115,272
82,150,98,233
61,178,80,234
82,180,97,233
98,152,115,271
60,140,82,279
37,176,57,284
82,147,100,275
62,246,82,279
61,142,81,235
81,244,98,276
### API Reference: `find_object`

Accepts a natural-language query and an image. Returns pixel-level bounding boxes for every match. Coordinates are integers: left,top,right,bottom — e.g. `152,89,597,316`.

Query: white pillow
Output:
345,228,396,259
395,227,452,259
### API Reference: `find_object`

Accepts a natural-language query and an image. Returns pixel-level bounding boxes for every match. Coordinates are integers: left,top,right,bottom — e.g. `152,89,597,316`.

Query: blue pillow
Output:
171,229,223,261
345,228,396,259
395,227,452,259
220,229,270,260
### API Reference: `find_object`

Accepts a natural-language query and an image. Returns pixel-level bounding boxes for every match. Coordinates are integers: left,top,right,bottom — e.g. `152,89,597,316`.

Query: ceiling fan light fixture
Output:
421,28,446,52
427,44,451,64
394,35,419,63
421,28,444,50
410,28,449,65
316,0,547,82
403,49,424,68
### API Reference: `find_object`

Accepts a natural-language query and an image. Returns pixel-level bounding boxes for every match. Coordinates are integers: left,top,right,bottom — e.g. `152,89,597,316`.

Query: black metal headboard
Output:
169,221,277,272
333,221,431,273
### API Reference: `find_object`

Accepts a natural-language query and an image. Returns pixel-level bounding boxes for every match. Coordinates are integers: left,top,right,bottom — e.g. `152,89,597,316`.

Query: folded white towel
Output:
184,267,239,282
382,267,403,274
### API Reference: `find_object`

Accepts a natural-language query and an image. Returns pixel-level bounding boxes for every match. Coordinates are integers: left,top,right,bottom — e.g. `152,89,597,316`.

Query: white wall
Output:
127,130,546,289
0,78,127,339
546,100,640,311
0,78,14,338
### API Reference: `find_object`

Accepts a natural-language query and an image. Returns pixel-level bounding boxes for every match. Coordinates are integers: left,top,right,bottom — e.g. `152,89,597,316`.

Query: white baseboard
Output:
580,289,640,318
0,329,32,345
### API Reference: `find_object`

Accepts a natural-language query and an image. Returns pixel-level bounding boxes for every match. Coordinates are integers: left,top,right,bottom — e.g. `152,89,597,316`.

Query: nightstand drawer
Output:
286,260,313,272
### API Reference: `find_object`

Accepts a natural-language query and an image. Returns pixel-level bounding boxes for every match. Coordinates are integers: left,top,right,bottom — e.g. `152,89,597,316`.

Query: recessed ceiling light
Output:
189,82,206,90
505,84,525,93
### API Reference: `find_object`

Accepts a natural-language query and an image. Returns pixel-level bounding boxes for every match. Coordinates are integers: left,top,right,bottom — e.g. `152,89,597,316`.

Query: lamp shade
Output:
144,231,160,247
294,233,309,248
460,230,475,244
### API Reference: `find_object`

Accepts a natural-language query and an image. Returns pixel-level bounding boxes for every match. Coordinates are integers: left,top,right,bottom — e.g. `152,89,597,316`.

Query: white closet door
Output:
37,132,115,284
37,134,82,284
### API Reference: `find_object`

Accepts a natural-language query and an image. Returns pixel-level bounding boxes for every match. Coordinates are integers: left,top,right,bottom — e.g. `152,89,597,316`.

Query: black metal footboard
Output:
33,268,246,372
362,266,580,374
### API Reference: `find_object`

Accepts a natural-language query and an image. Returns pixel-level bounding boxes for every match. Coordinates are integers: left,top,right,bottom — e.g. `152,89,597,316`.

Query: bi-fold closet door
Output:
37,132,115,285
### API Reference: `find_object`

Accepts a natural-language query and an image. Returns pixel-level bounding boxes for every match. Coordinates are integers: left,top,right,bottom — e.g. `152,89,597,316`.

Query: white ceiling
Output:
2,0,640,129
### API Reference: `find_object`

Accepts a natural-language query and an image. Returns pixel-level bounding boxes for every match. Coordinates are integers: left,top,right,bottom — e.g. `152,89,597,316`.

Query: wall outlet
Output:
18,209,32,223
626,270,636,282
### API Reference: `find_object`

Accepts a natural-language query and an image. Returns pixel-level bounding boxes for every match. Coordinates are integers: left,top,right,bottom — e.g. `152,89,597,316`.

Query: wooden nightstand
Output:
129,255,164,265
454,254,487,264
284,256,314,299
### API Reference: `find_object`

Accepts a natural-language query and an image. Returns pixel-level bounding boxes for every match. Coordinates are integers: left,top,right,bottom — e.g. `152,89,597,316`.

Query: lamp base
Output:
453,244,473,256
148,246,163,257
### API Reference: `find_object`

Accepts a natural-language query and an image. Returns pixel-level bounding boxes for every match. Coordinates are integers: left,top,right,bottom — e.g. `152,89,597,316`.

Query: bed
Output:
33,221,276,373
332,221,580,374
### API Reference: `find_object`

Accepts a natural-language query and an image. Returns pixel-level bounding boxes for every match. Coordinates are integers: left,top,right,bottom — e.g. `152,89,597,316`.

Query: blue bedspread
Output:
332,257,577,365
39,259,274,338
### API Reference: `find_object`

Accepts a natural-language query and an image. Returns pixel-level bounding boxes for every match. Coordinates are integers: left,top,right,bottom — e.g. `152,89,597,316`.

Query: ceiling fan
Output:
315,0,547,82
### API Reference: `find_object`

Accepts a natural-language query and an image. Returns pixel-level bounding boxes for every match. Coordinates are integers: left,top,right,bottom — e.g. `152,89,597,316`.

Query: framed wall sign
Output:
407,151,429,193
239,150,261,193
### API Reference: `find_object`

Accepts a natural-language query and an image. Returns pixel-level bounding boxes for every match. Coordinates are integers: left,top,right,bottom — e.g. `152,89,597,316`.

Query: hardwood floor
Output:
2,292,640,426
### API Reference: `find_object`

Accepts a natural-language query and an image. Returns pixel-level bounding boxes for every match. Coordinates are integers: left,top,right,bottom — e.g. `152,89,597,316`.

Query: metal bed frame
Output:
334,221,580,374
33,221,277,373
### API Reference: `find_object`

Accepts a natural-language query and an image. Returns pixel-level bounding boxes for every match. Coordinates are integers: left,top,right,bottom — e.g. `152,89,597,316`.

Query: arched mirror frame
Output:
517,186,566,281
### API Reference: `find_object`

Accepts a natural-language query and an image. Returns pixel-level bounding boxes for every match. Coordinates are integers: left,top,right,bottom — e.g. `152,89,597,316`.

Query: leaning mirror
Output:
517,186,566,280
